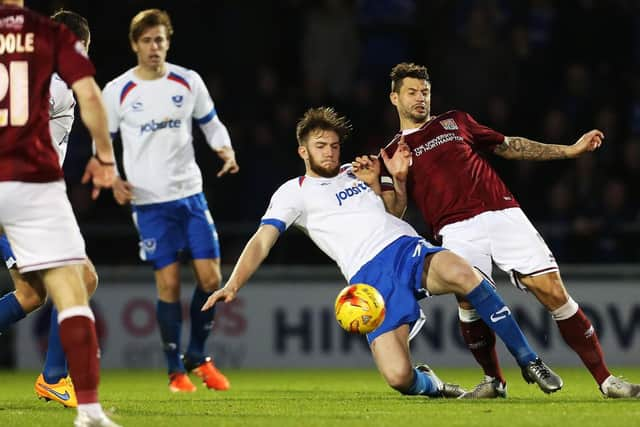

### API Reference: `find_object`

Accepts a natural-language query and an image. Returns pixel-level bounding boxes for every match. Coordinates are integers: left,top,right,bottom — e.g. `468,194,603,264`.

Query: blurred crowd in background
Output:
32,0,640,265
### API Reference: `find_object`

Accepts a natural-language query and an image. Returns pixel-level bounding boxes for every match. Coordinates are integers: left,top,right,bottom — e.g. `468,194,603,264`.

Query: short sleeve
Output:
260,181,304,233
191,71,216,123
462,112,505,151
53,23,95,87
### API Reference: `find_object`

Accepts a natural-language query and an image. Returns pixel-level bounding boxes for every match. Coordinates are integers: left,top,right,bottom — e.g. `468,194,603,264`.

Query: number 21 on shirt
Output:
0,60,28,126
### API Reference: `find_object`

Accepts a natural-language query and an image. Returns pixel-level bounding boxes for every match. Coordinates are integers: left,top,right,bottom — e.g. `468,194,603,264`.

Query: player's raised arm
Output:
201,224,280,311
495,129,604,161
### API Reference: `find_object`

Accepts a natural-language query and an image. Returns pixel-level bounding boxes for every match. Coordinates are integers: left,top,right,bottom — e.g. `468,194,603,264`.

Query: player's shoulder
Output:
166,63,202,84
103,68,136,92
270,177,305,201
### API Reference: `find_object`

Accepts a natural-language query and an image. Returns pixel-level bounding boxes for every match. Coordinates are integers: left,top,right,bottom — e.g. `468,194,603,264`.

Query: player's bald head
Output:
390,63,430,93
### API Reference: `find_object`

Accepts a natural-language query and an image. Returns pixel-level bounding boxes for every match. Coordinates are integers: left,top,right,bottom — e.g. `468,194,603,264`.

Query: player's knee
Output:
441,257,479,293
14,288,46,313
199,269,222,292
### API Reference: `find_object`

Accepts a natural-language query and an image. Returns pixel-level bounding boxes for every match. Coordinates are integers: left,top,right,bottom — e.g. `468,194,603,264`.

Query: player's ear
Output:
130,40,138,53
298,145,308,160
389,91,398,107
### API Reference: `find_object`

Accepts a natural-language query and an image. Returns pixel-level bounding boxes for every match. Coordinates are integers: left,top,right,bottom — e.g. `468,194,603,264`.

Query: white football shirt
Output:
261,166,419,280
102,63,226,205
49,73,76,165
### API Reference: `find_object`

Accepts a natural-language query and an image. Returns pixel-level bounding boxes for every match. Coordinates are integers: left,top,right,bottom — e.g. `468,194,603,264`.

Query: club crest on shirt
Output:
440,118,458,130
172,95,184,107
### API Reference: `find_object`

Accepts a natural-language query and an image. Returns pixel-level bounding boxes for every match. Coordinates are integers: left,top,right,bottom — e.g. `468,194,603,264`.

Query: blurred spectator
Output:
301,0,359,100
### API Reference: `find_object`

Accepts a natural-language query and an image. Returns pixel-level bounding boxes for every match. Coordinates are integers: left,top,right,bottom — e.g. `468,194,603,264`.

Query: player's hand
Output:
216,147,240,177
112,176,134,205
570,129,604,157
201,285,237,311
81,156,116,200
217,158,240,177
380,138,412,182
351,154,380,187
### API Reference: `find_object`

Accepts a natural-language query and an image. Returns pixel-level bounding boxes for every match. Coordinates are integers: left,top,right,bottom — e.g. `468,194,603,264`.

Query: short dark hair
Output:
129,9,173,43
51,10,90,46
296,107,352,146
390,62,430,93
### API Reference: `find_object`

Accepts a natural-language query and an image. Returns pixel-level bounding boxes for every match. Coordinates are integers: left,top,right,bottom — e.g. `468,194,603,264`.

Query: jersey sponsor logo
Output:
440,118,458,130
335,182,369,206
132,101,144,112
413,133,463,157
490,306,511,323
140,118,182,135
171,95,184,107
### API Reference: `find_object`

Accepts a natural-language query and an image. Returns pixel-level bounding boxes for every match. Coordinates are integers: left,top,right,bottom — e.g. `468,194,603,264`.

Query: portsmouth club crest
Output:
171,95,184,107
440,118,458,130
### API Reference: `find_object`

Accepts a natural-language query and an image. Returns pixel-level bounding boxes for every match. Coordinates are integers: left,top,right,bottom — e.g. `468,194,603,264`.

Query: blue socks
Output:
406,368,439,396
42,307,68,383
465,279,537,366
186,287,215,365
0,292,26,332
157,300,184,374
0,294,68,383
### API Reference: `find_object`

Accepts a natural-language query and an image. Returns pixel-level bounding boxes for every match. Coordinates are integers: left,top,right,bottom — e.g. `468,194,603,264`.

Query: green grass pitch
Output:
1,368,639,426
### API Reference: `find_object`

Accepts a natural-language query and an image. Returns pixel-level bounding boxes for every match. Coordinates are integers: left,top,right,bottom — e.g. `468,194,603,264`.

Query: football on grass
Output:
334,284,385,334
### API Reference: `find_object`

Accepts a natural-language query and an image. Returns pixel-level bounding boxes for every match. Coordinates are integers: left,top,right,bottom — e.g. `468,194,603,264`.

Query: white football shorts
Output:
439,207,558,290
0,180,86,273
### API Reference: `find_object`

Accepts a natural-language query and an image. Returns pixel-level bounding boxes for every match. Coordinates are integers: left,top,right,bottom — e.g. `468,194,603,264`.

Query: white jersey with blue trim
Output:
261,166,419,280
102,63,225,205
49,73,76,166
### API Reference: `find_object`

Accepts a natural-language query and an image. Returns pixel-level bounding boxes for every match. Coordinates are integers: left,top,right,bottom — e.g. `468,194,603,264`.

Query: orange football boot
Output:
190,357,230,390
34,373,78,408
168,372,196,393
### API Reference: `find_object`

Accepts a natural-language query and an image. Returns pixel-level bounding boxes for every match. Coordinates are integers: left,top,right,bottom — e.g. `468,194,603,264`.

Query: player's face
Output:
132,25,170,70
299,129,341,178
391,78,431,125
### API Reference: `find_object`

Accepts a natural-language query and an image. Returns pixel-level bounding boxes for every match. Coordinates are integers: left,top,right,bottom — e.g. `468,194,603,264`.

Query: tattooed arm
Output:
494,129,604,160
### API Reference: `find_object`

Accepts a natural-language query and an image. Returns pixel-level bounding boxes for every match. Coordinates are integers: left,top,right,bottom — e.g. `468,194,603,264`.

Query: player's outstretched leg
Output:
464,279,563,394
35,306,78,407
425,251,562,394
414,365,466,398
183,287,229,391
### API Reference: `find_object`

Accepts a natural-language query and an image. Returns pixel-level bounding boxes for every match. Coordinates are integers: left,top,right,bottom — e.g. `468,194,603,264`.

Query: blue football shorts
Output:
131,192,221,270
349,235,445,344
0,234,16,269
